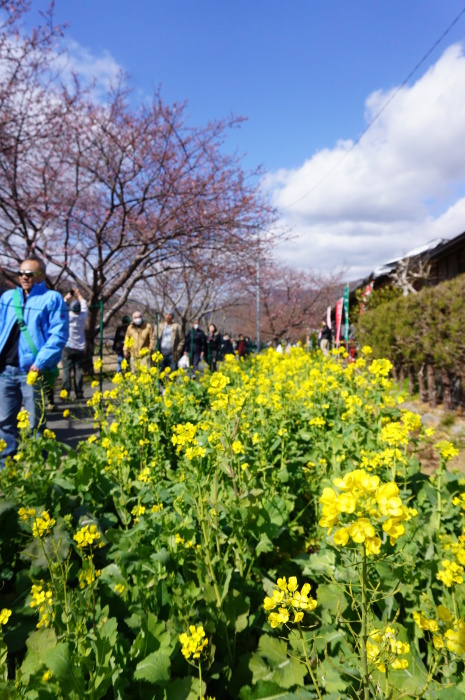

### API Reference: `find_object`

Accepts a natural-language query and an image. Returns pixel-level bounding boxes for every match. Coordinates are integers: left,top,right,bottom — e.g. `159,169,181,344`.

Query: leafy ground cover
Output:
0,348,464,699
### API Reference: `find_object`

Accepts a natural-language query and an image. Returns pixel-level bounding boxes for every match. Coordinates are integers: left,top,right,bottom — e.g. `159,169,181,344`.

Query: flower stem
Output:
297,623,323,700
361,545,370,700
436,461,443,531
417,653,440,699
198,661,202,700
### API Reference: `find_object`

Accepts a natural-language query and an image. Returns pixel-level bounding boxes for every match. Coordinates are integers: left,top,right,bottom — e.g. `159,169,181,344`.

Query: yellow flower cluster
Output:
17,409,30,430
42,429,56,440
179,625,208,660
367,626,410,672
73,524,102,550
319,469,417,555
263,576,317,628
435,440,459,462
379,421,409,447
436,559,464,587
414,605,465,654
78,565,101,589
30,583,54,628
0,609,11,626
368,358,392,377
32,511,56,538
0,439,6,453
26,370,39,385
171,422,198,452
18,506,37,522
360,447,406,472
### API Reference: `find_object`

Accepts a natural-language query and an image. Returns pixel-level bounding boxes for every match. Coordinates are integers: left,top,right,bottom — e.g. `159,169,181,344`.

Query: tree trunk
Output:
392,366,398,382
442,370,452,412
408,366,414,395
417,365,427,403
399,366,405,385
427,363,437,408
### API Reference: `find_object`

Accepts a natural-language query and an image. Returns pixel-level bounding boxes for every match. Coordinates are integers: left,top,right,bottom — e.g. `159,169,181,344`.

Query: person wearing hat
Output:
154,310,184,372
62,288,88,399
112,314,131,372
0,255,68,466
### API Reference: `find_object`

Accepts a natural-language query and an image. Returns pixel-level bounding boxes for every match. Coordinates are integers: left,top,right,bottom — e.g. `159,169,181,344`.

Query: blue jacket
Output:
0,282,69,372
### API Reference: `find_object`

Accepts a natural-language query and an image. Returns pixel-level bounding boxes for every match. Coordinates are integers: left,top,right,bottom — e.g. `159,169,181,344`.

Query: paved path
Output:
46,381,114,451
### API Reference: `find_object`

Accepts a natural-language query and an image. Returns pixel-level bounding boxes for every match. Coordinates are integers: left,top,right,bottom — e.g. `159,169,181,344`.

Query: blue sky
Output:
26,2,465,277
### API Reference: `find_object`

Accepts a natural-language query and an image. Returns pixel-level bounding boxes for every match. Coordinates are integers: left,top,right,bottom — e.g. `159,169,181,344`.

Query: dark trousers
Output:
161,353,176,372
62,347,85,398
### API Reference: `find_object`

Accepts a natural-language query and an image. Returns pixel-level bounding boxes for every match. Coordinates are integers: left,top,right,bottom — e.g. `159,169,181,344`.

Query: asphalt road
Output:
46,380,114,450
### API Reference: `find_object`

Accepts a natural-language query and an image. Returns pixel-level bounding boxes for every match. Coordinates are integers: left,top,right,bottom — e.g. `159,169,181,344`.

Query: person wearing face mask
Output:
183,318,206,373
62,288,88,400
0,255,68,467
124,311,152,371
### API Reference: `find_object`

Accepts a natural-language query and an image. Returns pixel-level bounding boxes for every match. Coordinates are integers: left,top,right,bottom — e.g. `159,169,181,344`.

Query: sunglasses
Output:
17,270,42,278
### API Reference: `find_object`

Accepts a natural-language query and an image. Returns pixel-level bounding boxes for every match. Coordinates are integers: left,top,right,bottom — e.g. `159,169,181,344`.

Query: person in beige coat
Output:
124,311,152,370
154,311,184,371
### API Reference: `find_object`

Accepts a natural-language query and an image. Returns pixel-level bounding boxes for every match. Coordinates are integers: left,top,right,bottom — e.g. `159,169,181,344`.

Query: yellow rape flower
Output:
0,609,11,626
26,370,39,385
32,511,56,538
263,576,317,628
435,440,459,462
179,625,208,660
17,409,30,430
73,524,102,549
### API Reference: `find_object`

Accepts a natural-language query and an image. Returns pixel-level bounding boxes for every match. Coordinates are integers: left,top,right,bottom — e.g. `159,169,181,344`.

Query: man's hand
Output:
30,365,42,375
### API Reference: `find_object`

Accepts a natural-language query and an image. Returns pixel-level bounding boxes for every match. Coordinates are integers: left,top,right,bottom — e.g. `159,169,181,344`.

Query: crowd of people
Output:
114,310,251,374
0,255,358,468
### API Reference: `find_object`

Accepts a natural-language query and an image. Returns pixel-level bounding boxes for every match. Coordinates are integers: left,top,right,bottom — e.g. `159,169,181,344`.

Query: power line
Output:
280,5,465,212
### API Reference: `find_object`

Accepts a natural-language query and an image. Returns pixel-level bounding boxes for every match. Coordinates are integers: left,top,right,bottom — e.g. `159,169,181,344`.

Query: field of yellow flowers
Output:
0,347,464,699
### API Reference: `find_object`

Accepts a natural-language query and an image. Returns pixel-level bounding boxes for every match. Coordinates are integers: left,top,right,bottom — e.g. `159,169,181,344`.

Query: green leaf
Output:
224,589,250,633
134,650,171,684
20,628,57,681
256,534,273,555
91,618,118,697
249,653,270,684
45,643,85,697
315,583,348,616
166,676,204,700
240,680,313,699
253,635,307,689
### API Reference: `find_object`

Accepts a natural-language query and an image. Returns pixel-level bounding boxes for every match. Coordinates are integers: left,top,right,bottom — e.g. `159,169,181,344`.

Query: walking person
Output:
62,288,88,400
183,319,206,373
154,310,184,372
220,333,235,359
206,323,222,372
0,256,69,467
124,311,152,371
318,319,332,356
112,315,130,372
236,334,248,359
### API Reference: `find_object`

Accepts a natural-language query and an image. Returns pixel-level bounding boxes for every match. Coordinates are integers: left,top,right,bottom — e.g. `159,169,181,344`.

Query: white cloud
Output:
264,44,465,279
53,39,124,100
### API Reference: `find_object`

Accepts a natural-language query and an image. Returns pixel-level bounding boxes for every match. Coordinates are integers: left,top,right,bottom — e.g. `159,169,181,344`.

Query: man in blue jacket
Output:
0,256,69,467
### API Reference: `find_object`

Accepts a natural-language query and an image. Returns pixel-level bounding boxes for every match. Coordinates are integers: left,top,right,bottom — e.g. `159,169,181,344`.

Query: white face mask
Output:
134,318,143,326
194,324,199,330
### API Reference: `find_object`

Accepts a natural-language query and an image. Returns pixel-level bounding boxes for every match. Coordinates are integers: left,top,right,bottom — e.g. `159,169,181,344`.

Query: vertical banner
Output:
335,298,343,347
326,305,332,329
343,284,350,344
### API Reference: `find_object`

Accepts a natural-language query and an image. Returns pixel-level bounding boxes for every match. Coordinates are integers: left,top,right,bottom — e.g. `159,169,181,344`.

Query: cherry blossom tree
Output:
0,3,276,337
